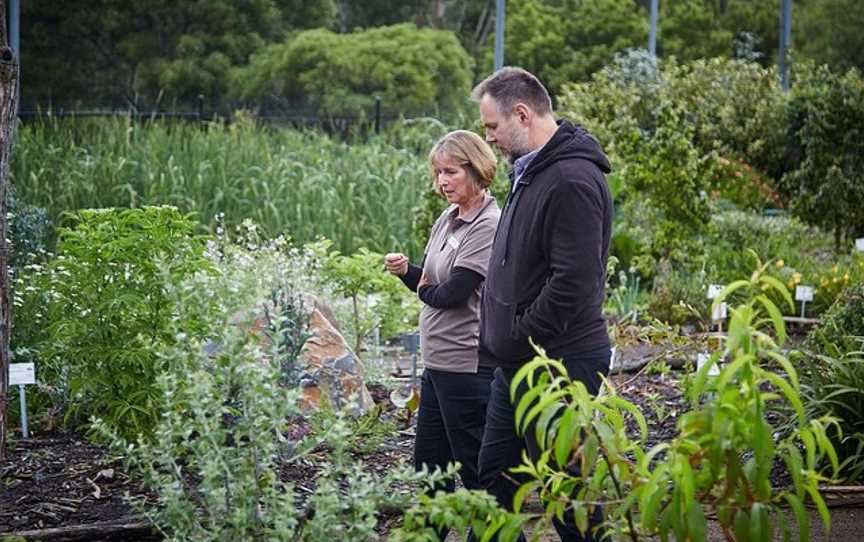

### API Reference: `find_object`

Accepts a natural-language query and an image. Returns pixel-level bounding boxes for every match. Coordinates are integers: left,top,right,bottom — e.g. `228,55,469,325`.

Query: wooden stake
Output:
0,0,20,460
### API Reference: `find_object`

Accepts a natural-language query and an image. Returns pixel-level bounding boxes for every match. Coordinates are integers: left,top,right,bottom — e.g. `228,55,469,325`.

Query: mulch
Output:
0,357,840,540
0,432,157,538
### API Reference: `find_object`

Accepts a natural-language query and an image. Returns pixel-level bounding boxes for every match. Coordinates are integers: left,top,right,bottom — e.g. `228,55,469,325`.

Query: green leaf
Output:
755,294,787,345
784,493,810,542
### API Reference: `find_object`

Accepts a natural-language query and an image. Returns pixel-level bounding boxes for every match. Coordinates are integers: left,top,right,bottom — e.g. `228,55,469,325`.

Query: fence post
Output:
374,96,381,134
197,94,205,122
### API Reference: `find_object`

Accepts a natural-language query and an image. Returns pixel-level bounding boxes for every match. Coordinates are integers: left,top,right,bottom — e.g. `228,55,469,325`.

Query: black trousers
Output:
477,347,611,542
414,365,496,503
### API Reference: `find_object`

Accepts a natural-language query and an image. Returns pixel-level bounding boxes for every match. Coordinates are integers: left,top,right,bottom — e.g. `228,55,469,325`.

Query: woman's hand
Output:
384,252,409,277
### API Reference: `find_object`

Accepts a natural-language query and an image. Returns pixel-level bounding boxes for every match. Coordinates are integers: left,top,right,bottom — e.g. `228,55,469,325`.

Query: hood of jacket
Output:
517,119,611,184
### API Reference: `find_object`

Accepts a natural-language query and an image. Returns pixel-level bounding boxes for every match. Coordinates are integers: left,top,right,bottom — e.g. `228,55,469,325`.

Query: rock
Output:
211,297,375,416
297,304,375,416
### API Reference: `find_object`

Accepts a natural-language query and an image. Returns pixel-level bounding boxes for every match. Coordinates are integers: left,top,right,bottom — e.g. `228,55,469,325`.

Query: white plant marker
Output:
707,284,727,353
707,284,724,300
795,285,814,319
9,363,36,438
697,352,720,377
856,238,864,252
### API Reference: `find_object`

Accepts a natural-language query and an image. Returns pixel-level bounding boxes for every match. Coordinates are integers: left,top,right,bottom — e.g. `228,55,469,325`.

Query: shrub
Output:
37,206,207,439
781,66,864,251
805,284,864,359
315,242,419,353
8,189,49,270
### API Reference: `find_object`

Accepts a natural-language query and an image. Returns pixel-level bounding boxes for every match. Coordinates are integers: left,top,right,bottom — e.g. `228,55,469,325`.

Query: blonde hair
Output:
428,130,497,197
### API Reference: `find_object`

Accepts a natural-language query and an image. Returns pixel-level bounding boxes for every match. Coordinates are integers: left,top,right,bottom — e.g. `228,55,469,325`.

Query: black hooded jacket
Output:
478,120,613,369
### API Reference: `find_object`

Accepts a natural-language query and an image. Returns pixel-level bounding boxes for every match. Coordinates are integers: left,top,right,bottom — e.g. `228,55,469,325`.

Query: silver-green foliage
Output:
94,230,445,541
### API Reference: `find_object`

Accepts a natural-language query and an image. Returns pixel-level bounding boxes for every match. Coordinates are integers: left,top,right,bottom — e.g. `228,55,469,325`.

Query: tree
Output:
484,0,647,95
0,0,21,460
798,0,864,73
21,0,336,110
232,24,474,118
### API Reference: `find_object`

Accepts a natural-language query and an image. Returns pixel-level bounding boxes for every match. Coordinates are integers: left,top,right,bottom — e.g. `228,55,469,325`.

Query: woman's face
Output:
433,154,477,207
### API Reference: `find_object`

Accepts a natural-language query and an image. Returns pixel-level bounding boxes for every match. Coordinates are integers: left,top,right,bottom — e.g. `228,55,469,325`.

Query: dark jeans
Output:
414,365,496,537
477,347,611,542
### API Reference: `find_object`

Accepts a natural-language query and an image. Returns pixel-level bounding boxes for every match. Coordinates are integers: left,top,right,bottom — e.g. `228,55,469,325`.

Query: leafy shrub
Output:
781,65,864,251
232,23,474,119
315,242,419,353
8,189,49,270
646,262,709,328
94,249,442,542
700,210,862,316
805,284,864,359
37,206,207,438
559,56,789,271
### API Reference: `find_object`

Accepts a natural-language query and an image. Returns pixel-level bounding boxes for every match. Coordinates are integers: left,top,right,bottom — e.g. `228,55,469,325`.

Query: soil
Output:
1,351,861,540
0,432,157,537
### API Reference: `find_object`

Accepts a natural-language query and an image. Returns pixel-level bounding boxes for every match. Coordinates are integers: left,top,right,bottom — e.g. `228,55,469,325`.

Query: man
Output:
473,67,613,542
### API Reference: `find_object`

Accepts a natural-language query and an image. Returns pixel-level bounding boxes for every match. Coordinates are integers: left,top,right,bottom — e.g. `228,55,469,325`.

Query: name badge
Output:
447,235,460,250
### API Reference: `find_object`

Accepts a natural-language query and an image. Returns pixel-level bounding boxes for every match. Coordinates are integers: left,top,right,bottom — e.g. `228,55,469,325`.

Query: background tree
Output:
232,24,474,118
21,0,336,111
798,0,864,73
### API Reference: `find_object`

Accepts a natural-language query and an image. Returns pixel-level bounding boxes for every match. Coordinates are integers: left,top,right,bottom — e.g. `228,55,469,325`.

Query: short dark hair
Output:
472,67,553,117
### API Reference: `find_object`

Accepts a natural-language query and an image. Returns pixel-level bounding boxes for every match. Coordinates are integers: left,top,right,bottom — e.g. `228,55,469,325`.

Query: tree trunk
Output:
0,0,20,461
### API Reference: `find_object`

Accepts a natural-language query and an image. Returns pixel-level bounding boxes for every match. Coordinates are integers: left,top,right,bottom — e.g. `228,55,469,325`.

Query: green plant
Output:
400,257,838,541
12,116,434,260
796,284,864,482
805,284,864,358
646,262,709,327
608,267,644,324
232,23,474,119
394,487,527,542
309,400,397,455
38,206,208,439
316,243,417,354
781,65,864,252
93,244,445,542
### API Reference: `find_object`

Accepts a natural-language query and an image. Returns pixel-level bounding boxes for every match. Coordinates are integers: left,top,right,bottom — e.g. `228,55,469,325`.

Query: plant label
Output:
711,302,727,321
795,285,814,302
9,363,36,386
707,284,724,299
697,352,720,376
856,238,864,252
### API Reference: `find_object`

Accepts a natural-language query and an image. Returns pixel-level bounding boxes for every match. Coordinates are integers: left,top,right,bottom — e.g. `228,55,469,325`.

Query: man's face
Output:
479,94,530,164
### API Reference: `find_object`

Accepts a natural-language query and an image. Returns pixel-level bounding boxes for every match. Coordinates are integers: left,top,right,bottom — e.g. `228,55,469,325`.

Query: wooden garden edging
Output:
4,516,157,541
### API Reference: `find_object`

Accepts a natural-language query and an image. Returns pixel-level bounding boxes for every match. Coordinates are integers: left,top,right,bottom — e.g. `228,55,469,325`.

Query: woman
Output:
385,130,500,518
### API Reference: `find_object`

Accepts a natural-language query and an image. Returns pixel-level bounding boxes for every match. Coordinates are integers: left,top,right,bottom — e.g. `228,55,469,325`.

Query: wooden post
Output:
0,0,20,460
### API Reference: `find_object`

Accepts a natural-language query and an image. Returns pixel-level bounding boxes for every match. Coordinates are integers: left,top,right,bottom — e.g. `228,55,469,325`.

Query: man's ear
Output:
513,102,531,125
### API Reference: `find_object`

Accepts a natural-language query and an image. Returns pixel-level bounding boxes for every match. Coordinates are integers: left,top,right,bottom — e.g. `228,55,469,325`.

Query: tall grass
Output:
12,115,443,258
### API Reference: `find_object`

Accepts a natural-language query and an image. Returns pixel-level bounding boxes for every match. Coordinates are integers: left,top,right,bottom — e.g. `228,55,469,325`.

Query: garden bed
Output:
3,364,862,541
